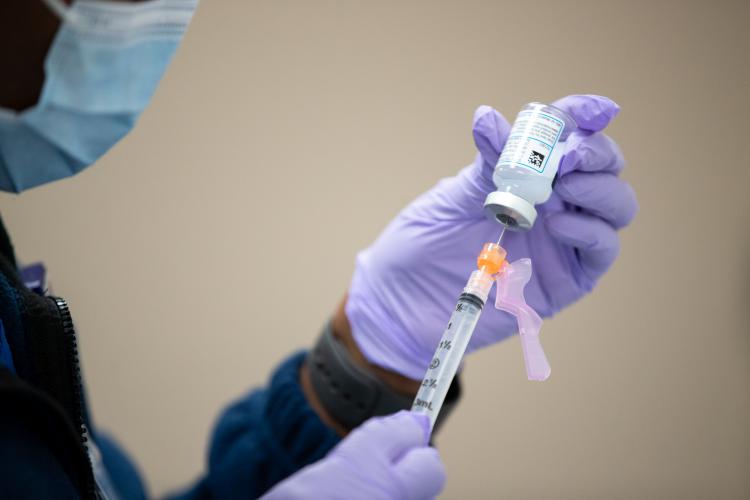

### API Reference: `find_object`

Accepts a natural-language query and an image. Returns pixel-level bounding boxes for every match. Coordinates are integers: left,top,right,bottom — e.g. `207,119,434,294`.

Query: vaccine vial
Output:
484,102,577,230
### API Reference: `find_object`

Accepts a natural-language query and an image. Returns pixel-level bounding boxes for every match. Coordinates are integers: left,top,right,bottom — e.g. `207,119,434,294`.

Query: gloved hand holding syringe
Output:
412,103,576,430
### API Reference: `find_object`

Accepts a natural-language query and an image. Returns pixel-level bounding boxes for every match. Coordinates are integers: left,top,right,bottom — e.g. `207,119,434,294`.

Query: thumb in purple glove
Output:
261,411,445,500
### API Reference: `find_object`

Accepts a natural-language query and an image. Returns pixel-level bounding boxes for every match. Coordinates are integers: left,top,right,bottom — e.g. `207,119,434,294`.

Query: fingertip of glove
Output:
421,447,446,483
394,446,446,499
621,181,640,225
377,411,432,446
584,94,620,115
386,411,431,444
405,411,431,443
554,95,621,131
590,95,621,126
472,105,508,162
472,104,496,124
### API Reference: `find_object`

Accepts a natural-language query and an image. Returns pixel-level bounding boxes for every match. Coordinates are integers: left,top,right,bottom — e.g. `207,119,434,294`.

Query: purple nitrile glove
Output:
346,95,638,380
261,411,445,500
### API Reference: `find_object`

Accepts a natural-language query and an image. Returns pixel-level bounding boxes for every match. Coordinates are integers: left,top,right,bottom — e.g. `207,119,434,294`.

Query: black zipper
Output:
53,296,101,499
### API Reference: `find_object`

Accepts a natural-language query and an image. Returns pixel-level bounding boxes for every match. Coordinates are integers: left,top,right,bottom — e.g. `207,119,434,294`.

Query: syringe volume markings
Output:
411,241,508,432
421,378,438,388
413,398,435,411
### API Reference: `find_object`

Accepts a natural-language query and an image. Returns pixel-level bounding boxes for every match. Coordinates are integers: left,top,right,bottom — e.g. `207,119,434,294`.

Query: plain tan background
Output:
2,0,749,498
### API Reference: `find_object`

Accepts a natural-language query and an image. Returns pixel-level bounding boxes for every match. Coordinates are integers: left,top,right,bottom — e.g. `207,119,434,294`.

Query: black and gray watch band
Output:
308,322,461,432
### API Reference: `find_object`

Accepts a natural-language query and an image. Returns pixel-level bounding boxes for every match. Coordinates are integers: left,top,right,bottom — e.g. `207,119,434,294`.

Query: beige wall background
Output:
2,0,749,498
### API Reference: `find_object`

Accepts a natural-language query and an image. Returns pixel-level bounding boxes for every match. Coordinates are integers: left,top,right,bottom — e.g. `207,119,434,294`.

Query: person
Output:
0,1,638,499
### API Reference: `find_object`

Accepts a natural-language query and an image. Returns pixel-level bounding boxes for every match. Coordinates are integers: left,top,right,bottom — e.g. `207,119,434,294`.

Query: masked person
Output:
0,1,637,499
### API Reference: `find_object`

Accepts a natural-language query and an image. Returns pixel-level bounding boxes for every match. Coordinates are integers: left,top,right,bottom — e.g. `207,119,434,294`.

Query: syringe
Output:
411,240,507,430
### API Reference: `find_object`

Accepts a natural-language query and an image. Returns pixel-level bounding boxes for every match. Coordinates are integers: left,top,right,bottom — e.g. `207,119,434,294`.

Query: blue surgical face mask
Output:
0,0,197,193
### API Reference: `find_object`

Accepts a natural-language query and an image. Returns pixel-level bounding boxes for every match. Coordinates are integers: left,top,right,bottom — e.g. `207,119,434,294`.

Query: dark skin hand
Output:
0,0,145,112
299,297,421,436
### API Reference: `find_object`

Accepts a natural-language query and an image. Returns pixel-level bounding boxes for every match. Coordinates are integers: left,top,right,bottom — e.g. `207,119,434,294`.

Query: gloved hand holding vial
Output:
346,95,638,426
413,102,575,428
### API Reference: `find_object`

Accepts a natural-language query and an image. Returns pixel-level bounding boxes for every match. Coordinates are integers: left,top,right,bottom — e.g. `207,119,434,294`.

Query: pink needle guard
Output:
494,258,551,381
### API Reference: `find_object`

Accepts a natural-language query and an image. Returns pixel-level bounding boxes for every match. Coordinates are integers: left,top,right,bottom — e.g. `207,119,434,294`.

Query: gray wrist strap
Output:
308,322,460,431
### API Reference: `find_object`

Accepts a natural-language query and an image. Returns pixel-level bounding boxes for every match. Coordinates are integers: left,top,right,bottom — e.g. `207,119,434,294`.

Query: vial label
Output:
498,110,565,173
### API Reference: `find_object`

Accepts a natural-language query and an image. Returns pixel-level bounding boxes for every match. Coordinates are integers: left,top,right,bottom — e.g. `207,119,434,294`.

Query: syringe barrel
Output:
412,292,485,430
464,269,495,303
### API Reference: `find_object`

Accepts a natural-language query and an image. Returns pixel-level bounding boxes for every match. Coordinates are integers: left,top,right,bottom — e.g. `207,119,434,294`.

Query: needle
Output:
496,226,507,246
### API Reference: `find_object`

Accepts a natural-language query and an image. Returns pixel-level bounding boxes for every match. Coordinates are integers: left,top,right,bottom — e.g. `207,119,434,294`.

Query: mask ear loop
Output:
41,0,71,20
40,0,198,35
40,0,85,26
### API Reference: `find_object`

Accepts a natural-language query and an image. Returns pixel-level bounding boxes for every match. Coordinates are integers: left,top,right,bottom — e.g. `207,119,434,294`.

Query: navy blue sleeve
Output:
94,431,148,500
0,410,80,499
170,351,340,499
